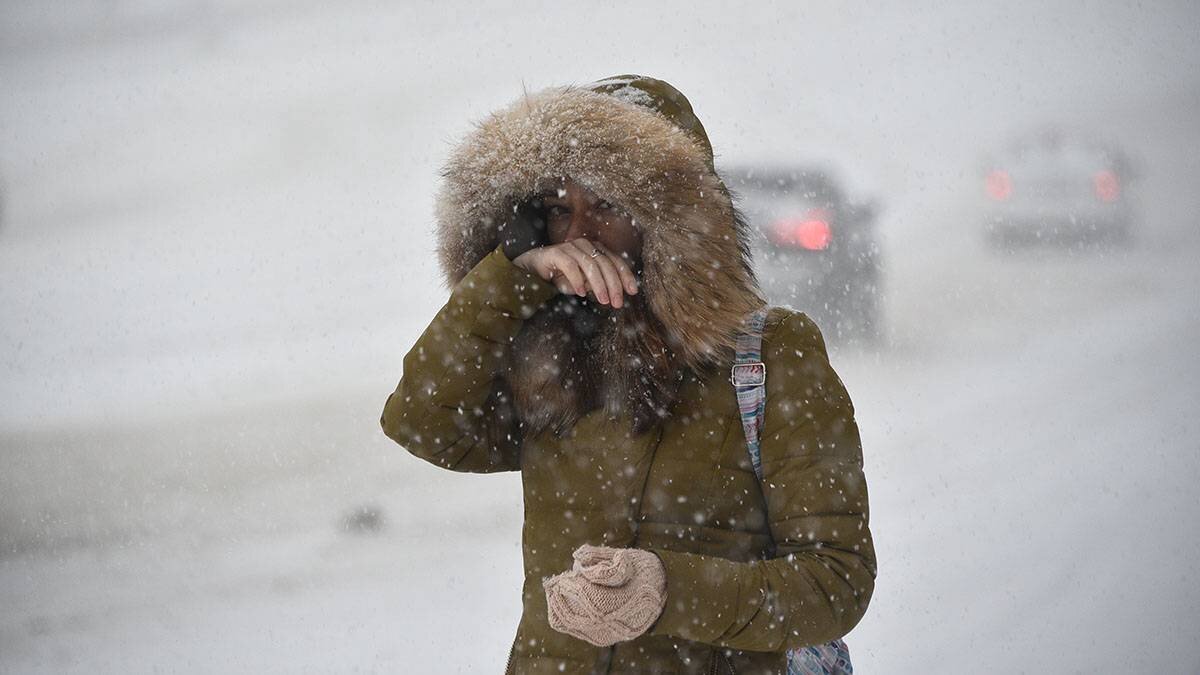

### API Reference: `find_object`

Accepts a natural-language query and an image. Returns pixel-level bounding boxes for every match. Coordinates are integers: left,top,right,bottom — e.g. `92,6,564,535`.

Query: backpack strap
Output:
731,307,769,480
732,307,854,675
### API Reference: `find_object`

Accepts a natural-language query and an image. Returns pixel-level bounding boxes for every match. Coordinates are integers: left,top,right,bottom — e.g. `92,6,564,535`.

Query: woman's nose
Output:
564,212,598,242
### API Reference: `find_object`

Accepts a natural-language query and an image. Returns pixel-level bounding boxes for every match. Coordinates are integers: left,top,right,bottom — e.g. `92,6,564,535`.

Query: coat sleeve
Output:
648,311,877,651
380,248,558,473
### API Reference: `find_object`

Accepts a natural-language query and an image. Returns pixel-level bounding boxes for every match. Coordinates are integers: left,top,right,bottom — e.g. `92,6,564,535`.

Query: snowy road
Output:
3,2,1199,673
844,215,1200,670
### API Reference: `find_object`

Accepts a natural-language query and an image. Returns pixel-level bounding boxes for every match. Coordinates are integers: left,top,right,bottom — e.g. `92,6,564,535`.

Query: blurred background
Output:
2,1,1199,672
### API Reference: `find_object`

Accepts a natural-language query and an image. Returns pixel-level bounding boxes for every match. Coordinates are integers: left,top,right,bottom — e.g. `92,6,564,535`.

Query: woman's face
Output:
542,178,642,265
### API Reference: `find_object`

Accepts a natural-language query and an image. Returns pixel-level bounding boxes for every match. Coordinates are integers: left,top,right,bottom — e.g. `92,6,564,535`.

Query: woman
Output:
381,75,876,674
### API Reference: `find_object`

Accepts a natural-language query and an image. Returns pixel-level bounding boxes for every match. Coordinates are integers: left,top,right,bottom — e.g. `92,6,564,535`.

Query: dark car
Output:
982,126,1136,245
722,164,883,343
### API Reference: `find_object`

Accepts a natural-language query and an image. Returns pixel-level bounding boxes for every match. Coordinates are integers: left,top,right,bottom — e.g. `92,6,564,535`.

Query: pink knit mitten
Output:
543,545,666,647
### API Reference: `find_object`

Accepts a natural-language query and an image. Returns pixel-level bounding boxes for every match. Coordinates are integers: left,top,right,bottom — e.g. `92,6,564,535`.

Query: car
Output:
981,126,1136,246
721,164,883,343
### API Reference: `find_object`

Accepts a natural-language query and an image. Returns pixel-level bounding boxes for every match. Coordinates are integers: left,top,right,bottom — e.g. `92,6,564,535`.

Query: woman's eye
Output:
547,205,568,217
596,200,613,210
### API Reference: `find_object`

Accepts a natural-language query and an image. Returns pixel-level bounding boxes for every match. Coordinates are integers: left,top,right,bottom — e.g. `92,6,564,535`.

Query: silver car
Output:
982,126,1136,245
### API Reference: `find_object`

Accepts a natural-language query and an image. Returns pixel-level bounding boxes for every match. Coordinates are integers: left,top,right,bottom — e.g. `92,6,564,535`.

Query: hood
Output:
433,75,763,434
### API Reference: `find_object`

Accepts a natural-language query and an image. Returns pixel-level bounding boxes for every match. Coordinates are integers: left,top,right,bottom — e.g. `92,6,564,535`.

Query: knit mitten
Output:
542,544,666,647
498,197,548,261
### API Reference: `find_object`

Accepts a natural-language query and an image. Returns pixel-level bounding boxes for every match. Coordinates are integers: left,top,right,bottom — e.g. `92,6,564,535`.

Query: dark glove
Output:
499,197,548,261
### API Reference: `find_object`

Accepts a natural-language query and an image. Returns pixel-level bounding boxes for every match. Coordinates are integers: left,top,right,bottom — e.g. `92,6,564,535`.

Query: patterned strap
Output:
732,307,769,480
733,307,853,675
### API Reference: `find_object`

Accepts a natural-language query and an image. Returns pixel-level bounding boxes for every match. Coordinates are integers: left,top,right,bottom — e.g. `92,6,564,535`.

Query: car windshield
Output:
725,169,843,232
1002,131,1122,174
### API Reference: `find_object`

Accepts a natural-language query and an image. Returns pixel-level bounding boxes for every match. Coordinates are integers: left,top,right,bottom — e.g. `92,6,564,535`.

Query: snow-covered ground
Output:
3,2,1199,672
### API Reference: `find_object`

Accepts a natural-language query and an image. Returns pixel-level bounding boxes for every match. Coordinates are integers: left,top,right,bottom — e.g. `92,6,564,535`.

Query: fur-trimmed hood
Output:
433,75,762,434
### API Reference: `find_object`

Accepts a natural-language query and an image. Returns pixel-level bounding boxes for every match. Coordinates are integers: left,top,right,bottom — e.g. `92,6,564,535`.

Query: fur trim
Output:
434,86,762,434
505,292,683,436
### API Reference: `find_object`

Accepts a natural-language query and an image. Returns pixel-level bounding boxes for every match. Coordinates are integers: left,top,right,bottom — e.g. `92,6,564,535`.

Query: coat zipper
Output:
709,650,737,675
594,424,666,674
592,645,615,674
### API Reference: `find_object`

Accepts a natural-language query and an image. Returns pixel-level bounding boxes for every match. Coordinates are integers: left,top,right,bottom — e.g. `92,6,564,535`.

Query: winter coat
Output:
381,75,876,674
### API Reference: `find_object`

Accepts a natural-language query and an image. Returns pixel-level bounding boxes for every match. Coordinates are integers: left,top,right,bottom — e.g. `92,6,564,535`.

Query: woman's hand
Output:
543,544,666,647
512,240,639,308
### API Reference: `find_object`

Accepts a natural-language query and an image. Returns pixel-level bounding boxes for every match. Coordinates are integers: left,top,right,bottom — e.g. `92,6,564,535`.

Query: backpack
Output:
731,307,854,675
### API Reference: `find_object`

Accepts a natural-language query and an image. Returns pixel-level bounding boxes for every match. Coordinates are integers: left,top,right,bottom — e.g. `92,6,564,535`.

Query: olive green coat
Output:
381,249,876,674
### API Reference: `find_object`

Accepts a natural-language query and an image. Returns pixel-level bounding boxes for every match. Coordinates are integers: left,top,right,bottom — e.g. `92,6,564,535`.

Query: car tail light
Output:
986,170,1012,201
1093,170,1120,202
769,209,832,250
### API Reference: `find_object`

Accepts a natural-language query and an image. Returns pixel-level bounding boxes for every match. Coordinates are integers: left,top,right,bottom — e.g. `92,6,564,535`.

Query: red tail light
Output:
1093,170,1120,202
986,170,1012,201
769,210,832,250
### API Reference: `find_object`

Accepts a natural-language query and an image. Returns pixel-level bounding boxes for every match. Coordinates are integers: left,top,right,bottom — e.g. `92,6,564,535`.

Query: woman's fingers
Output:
567,240,636,308
526,241,637,307
534,249,587,296
571,240,628,308
561,242,615,306
591,242,639,297
515,247,585,296
551,275,577,297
